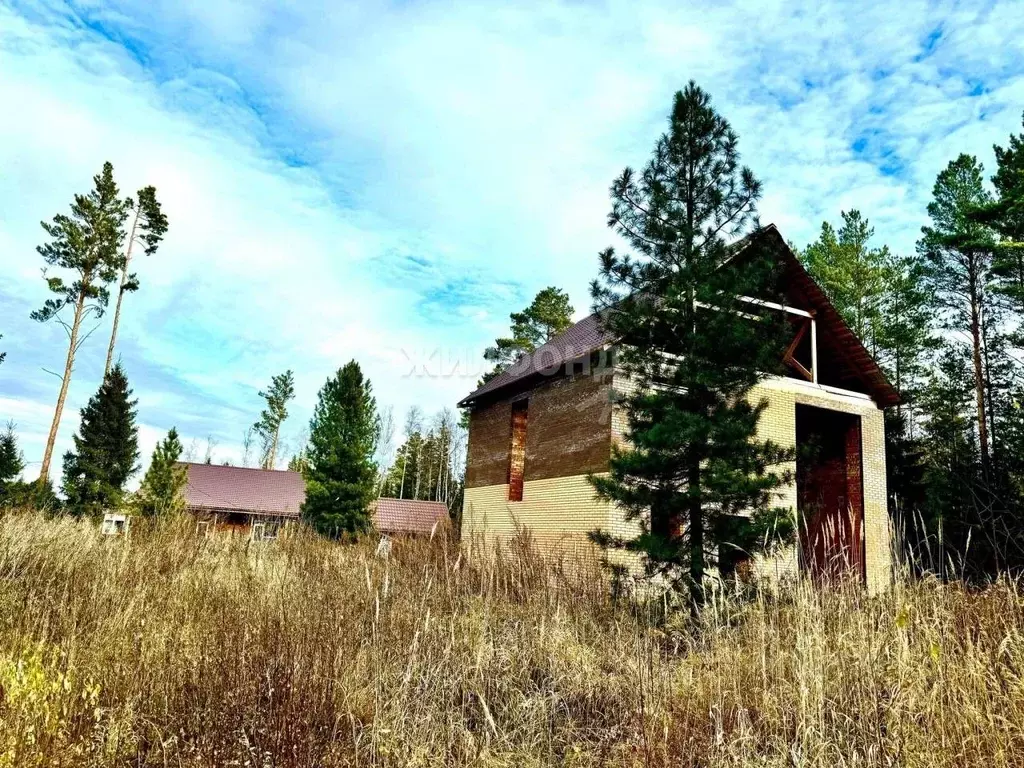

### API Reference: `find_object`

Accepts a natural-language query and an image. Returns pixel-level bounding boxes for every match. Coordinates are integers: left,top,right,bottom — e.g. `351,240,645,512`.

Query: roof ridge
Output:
178,461,300,474
377,497,448,504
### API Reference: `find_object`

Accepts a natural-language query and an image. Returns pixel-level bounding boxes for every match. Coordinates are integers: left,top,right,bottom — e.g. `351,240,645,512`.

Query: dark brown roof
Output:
458,225,898,408
458,311,608,407
180,463,306,518
372,498,450,535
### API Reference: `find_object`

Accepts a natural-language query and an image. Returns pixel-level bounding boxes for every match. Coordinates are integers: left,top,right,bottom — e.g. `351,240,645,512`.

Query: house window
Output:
100,513,129,536
508,400,528,502
251,521,280,542
196,520,212,538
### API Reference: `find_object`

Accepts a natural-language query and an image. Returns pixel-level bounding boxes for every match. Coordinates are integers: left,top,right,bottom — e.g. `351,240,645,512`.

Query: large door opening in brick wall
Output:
795,405,865,583
507,400,528,502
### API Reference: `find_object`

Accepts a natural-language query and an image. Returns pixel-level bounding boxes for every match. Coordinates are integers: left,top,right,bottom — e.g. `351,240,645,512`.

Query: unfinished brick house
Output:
458,225,897,593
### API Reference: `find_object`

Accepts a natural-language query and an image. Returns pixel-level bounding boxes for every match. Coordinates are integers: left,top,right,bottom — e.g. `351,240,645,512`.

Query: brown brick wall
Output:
465,399,512,489
464,373,613,490
525,372,613,482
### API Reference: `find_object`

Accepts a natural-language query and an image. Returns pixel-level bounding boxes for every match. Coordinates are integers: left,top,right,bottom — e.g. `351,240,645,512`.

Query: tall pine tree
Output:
918,154,998,471
976,112,1024,324
301,361,379,536
135,427,187,517
253,370,295,469
104,186,169,376
802,210,889,352
589,83,794,606
33,162,129,485
61,364,139,517
482,287,574,382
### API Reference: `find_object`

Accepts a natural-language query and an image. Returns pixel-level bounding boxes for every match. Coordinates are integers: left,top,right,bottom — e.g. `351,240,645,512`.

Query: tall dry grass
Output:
0,511,1021,767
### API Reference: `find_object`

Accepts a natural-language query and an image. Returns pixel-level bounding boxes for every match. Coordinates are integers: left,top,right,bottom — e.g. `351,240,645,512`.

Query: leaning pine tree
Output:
61,364,139,518
589,82,795,608
302,361,380,537
135,427,187,517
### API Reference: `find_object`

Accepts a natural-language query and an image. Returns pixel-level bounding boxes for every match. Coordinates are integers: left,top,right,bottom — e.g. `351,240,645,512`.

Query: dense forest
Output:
797,138,1024,580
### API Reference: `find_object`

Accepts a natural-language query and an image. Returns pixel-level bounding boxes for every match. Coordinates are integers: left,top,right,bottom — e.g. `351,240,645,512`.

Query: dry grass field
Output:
0,511,1022,767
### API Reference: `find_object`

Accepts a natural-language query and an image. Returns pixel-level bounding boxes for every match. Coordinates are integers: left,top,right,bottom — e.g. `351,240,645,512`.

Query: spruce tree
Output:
589,83,794,606
301,361,379,536
135,427,187,517
33,162,129,486
482,287,574,382
104,186,169,377
253,370,295,469
0,422,25,501
61,364,139,517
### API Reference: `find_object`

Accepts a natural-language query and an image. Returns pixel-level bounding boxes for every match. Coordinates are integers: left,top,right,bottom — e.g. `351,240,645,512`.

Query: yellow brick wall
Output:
463,372,892,594
462,474,615,558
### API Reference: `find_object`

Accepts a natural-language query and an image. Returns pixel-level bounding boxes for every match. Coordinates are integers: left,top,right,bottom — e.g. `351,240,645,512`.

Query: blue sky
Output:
1,0,1023,479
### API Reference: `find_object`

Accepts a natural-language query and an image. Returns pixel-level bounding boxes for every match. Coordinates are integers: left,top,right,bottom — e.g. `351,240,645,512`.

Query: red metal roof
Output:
457,225,898,408
180,463,306,518
372,498,450,535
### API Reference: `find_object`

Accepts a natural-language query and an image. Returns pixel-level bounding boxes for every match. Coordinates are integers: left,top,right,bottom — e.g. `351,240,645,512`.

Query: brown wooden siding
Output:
465,372,613,490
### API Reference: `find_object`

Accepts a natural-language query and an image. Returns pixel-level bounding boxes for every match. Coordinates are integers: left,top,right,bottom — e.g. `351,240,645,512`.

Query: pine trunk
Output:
980,316,999,468
969,283,990,469
688,459,704,615
398,447,407,499
104,207,140,378
268,427,279,470
414,444,423,500
39,281,89,486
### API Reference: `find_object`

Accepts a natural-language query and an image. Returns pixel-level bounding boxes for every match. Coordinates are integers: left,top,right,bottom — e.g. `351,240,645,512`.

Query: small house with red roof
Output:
371,498,451,537
180,462,306,540
180,463,452,540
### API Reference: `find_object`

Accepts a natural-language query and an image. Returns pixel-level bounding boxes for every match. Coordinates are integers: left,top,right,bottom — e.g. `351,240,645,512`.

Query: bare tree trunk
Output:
969,291,990,470
398,445,408,499
414,441,423,500
241,427,254,467
268,426,279,470
435,432,444,502
427,438,436,502
39,284,88,486
980,313,999,469
104,207,140,378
